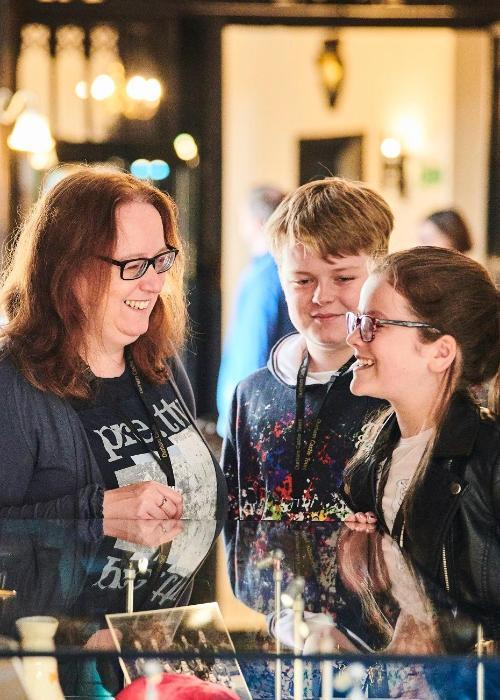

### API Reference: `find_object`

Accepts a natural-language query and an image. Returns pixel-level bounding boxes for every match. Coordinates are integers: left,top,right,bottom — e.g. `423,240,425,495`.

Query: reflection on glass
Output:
0,519,495,699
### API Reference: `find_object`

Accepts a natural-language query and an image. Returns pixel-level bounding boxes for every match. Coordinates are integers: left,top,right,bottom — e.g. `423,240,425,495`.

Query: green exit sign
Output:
421,167,442,185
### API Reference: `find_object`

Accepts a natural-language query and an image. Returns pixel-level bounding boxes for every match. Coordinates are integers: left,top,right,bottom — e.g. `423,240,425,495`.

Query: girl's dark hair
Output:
0,166,186,399
336,528,442,652
337,528,393,642
426,208,473,253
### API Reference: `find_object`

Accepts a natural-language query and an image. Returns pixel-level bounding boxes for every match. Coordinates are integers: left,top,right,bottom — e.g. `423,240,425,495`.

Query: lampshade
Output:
28,147,58,171
7,108,55,154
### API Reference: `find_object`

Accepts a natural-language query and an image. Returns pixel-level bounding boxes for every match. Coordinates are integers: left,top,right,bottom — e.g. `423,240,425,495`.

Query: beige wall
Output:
453,31,492,260
221,26,491,332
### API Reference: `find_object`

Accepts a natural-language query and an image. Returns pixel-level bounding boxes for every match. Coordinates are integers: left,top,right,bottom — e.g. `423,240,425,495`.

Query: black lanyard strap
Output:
117,349,176,487
294,352,310,472
294,353,352,474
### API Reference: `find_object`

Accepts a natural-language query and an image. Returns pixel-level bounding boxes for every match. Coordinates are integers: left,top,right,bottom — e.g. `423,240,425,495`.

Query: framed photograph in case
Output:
106,602,251,699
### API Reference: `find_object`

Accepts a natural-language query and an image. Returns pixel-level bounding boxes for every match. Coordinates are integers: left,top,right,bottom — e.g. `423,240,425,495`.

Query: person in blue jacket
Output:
216,186,294,436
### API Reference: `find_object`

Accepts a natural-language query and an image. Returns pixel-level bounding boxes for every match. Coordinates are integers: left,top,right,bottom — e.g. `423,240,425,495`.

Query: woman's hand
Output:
102,518,183,547
344,511,377,532
103,481,183,520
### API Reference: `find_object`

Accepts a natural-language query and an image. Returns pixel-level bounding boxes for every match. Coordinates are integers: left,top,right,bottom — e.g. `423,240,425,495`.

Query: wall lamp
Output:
317,38,344,108
380,137,406,196
0,88,55,155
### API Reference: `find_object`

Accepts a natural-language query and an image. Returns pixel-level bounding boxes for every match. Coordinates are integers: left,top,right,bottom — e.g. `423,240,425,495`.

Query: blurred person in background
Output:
216,186,294,436
417,208,473,253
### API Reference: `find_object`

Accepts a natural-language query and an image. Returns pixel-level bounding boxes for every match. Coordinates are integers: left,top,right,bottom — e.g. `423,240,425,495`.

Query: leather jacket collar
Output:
433,391,480,458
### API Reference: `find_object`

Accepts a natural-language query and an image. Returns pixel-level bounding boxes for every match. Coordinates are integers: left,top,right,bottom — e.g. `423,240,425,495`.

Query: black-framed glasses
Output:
346,312,442,343
98,247,179,280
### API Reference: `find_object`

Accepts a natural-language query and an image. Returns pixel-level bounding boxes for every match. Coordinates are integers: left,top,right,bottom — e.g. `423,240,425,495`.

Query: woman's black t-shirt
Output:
73,366,219,520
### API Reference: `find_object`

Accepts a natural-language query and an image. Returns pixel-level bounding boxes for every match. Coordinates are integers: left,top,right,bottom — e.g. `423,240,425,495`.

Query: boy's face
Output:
280,243,370,356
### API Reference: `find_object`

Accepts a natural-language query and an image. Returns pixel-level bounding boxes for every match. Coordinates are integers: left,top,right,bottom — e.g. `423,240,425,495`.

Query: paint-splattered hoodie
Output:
221,332,385,521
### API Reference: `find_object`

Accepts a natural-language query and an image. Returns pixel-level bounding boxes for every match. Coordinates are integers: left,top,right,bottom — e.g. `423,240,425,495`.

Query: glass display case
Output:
0,518,497,699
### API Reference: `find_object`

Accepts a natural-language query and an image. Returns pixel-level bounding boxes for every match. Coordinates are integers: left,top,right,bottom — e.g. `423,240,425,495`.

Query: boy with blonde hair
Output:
222,177,393,521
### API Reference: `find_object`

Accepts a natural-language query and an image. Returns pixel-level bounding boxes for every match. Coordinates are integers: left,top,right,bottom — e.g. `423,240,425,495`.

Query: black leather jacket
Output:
344,393,500,611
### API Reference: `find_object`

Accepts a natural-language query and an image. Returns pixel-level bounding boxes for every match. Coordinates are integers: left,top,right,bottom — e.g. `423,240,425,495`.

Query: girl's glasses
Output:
346,312,442,343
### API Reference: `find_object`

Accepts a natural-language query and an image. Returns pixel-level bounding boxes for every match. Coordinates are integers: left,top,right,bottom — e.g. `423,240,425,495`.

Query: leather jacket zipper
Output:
441,456,463,595
442,543,450,593
400,521,450,593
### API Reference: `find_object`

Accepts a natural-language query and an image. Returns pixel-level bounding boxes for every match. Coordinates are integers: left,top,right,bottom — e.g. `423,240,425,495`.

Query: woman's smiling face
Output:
79,200,170,357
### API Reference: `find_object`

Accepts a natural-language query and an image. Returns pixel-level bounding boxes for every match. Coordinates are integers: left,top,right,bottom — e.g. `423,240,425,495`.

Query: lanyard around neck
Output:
294,352,352,474
121,348,175,487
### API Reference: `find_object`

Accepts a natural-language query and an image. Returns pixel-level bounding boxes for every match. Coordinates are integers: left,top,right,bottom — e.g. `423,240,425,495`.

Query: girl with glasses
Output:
343,246,499,609
0,167,226,532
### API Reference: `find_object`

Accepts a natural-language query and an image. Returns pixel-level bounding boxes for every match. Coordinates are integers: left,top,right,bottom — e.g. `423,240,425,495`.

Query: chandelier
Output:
75,60,162,121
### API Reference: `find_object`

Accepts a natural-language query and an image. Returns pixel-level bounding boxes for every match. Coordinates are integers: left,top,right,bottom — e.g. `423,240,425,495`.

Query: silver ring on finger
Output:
159,497,170,518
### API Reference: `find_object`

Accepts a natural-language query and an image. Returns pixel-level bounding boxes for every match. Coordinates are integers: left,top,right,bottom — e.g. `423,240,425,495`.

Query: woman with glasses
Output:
343,246,499,608
0,167,227,522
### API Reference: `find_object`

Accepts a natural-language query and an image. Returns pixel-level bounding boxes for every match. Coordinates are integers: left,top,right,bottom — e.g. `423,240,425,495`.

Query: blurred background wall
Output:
222,26,491,331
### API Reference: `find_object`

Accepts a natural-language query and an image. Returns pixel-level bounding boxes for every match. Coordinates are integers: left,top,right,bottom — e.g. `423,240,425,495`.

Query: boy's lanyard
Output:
293,352,352,475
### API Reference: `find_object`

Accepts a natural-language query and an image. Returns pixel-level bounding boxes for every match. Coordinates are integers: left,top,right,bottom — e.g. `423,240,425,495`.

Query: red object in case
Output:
116,672,240,700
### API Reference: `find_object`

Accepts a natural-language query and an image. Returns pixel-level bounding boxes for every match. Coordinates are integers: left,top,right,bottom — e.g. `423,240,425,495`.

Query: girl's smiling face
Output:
347,273,440,407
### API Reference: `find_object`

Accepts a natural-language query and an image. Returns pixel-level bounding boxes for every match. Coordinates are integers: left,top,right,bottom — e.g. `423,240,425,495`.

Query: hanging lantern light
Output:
317,38,344,108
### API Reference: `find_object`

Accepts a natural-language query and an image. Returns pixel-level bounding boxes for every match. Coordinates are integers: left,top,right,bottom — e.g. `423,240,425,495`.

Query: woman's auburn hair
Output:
0,166,187,400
